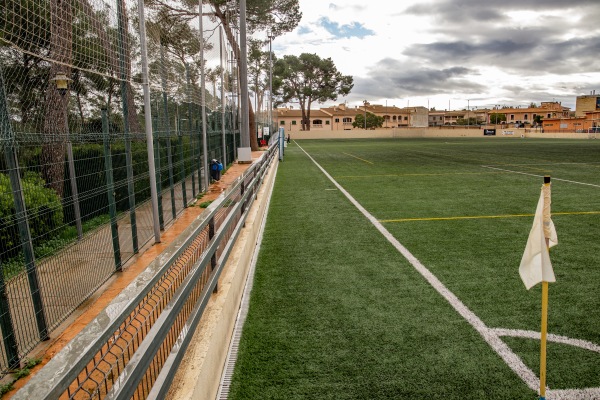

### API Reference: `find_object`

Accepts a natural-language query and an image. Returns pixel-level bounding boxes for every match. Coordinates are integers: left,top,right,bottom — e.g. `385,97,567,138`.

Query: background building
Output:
575,93,600,117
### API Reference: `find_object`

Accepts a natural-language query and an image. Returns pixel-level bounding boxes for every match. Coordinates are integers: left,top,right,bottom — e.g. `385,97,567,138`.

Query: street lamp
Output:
51,73,72,96
51,72,83,240
467,99,470,128
494,104,500,130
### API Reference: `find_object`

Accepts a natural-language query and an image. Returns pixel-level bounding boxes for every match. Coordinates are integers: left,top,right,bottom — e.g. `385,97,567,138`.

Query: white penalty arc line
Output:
482,166,600,188
296,143,600,400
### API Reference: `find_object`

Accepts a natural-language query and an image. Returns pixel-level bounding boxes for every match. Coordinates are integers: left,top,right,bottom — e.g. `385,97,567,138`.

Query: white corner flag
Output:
519,184,558,290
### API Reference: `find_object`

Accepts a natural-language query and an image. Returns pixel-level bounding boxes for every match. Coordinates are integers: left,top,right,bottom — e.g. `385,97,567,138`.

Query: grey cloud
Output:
406,0,594,16
351,59,486,98
328,2,367,12
344,56,598,110
404,1,598,34
407,40,532,59
404,34,600,75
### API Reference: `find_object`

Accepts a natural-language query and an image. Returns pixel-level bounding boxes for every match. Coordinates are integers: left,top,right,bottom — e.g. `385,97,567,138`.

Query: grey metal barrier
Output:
13,143,277,400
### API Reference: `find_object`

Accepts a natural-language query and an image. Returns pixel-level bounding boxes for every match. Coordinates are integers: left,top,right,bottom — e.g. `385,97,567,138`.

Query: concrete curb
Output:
166,157,278,400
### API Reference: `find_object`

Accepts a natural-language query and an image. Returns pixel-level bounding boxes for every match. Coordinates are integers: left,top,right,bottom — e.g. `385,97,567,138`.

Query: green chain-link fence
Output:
0,0,240,373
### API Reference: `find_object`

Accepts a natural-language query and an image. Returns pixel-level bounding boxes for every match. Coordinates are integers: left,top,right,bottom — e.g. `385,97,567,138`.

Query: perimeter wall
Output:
288,128,594,140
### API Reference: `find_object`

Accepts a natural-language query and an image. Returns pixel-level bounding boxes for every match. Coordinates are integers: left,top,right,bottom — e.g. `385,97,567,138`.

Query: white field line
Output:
481,166,600,188
296,143,600,400
492,329,600,354
497,162,600,166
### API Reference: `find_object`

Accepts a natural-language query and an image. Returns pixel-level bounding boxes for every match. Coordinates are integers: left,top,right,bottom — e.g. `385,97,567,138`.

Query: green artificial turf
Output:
228,138,600,400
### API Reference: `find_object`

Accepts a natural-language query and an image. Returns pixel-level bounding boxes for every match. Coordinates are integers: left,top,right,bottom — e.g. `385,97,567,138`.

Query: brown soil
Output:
6,151,266,397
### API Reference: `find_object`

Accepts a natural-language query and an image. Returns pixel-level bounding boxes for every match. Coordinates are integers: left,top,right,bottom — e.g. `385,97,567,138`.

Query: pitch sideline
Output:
295,141,600,400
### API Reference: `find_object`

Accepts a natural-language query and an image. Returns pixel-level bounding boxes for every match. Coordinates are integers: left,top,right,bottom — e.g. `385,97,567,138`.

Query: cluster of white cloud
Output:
270,0,600,111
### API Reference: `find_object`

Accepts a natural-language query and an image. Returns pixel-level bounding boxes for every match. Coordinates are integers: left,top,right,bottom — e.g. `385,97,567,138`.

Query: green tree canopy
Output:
273,53,353,131
352,112,383,130
456,117,479,126
147,0,302,149
489,113,507,124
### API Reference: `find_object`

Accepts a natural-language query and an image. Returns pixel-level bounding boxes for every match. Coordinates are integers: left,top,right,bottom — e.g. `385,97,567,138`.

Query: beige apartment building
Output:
272,99,593,133
429,109,486,126
491,102,570,126
275,102,428,132
575,93,600,117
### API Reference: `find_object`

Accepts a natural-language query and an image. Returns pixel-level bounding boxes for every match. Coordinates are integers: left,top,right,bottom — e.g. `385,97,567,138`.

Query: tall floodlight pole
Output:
199,1,209,189
268,30,275,137
220,27,227,165
137,0,161,243
385,99,388,128
467,99,470,127
238,0,252,162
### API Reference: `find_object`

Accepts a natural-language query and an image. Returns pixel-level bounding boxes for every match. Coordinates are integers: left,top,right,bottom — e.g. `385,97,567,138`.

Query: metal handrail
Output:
14,143,277,400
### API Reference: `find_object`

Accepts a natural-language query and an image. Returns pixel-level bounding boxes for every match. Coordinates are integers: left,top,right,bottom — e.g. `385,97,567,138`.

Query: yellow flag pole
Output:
540,280,549,399
539,175,551,400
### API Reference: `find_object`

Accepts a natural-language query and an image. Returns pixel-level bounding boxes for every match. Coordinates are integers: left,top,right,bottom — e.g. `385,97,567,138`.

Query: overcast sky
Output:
266,0,600,111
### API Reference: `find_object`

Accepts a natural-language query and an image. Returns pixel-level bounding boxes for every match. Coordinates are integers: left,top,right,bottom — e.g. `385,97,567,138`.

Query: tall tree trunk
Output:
306,99,312,131
41,0,72,197
300,104,306,131
125,83,140,132
214,4,258,151
249,100,258,149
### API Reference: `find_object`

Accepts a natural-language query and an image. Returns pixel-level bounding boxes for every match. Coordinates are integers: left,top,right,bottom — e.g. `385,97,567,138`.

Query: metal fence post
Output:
124,134,138,253
240,180,246,215
166,128,176,219
220,27,227,166
196,109,208,192
196,115,203,193
208,217,217,293
161,45,176,220
102,109,122,271
199,4,210,191
0,262,20,368
4,146,48,341
66,142,83,240
137,0,161,244
153,119,164,230
178,117,187,207
117,0,138,254
185,63,195,198
0,68,48,342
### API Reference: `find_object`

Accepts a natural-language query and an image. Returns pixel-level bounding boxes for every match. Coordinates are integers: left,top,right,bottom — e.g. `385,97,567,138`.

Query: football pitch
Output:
228,138,600,400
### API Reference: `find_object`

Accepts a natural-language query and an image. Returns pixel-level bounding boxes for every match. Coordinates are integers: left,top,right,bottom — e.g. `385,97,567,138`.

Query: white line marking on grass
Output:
492,329,600,354
335,172,504,179
380,211,600,223
498,162,600,166
481,166,600,188
296,143,600,400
